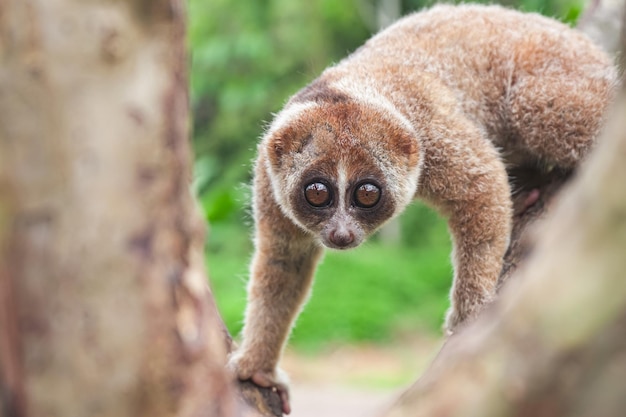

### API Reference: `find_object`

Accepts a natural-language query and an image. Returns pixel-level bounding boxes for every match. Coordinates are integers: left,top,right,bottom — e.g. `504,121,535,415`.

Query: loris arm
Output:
229,159,323,414
418,115,512,334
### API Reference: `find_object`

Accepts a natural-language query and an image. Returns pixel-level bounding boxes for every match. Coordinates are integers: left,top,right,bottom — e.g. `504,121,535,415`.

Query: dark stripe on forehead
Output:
291,79,350,105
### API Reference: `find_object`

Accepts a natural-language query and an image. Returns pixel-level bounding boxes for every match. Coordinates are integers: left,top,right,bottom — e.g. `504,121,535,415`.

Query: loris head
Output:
260,80,422,250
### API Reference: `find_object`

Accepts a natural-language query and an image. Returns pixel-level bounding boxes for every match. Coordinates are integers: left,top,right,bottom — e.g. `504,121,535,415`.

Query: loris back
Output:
318,5,614,166
230,5,617,415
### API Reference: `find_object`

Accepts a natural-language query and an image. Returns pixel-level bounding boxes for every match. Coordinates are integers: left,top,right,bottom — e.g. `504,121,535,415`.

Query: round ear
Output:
264,102,318,169
393,130,419,161
266,125,294,168
383,123,420,169
355,102,420,169
266,124,313,169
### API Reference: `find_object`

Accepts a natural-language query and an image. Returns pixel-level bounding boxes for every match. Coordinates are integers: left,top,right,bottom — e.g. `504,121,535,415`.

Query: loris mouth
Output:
320,237,360,251
324,243,358,251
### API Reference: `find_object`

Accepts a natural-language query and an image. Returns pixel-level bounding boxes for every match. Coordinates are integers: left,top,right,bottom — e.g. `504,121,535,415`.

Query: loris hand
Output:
444,292,494,336
227,351,292,415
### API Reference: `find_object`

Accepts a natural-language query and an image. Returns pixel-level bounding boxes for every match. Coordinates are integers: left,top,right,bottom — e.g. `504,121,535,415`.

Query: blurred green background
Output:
189,0,583,350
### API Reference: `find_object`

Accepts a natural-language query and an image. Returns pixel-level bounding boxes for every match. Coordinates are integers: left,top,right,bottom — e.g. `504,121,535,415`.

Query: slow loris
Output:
229,4,617,414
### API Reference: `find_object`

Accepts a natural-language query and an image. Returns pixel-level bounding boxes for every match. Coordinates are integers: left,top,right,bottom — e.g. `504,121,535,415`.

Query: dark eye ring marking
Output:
304,182,332,208
353,182,381,208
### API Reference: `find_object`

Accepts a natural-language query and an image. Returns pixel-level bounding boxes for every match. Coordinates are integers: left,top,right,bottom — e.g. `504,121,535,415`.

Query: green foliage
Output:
206,204,452,349
189,0,370,207
291,233,451,348
401,0,584,22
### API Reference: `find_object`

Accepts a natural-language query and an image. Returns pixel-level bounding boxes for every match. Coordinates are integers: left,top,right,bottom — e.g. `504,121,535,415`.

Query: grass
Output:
206,202,452,351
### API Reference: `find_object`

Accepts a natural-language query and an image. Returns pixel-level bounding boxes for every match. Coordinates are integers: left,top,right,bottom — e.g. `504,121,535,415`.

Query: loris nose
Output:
329,229,355,248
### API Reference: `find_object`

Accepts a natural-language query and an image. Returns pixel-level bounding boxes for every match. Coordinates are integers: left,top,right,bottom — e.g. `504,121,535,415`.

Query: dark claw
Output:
251,372,291,415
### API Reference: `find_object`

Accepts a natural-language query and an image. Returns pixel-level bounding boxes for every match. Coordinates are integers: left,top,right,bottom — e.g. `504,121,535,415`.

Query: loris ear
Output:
266,126,292,168
387,127,420,168
266,124,312,168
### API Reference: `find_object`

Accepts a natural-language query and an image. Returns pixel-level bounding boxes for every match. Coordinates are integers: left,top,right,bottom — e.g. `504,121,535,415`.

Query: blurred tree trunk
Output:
578,0,625,57
0,1,240,416
376,0,401,29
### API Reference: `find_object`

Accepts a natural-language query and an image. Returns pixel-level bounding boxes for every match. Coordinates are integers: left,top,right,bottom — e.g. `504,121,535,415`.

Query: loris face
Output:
261,94,422,249
286,142,396,250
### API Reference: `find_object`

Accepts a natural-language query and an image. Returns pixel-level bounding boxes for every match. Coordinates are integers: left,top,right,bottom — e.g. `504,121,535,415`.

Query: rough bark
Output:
0,1,241,416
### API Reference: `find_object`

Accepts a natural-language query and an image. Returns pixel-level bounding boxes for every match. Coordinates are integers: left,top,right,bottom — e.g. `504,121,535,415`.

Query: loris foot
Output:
250,370,291,415
444,308,465,337
228,354,291,415
444,293,493,336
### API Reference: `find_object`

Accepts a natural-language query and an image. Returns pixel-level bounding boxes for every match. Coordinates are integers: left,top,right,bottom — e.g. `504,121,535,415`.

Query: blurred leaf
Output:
192,155,218,196
201,188,237,223
562,4,583,24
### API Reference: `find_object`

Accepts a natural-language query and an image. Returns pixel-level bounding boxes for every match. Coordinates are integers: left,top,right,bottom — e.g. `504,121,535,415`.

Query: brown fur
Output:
229,4,617,413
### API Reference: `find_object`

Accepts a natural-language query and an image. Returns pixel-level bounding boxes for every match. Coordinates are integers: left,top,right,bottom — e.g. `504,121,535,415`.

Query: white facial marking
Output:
336,161,348,208
329,79,423,213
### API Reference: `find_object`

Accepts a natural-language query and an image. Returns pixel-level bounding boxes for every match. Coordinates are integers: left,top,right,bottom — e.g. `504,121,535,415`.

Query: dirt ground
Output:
281,336,443,417
289,383,399,417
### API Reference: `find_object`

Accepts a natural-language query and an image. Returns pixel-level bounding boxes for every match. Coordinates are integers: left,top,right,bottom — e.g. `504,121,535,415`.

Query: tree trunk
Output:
0,1,238,416
577,0,625,57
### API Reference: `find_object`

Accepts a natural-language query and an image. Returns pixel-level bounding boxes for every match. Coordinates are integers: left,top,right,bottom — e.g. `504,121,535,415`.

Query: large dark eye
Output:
304,182,332,207
354,182,381,208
